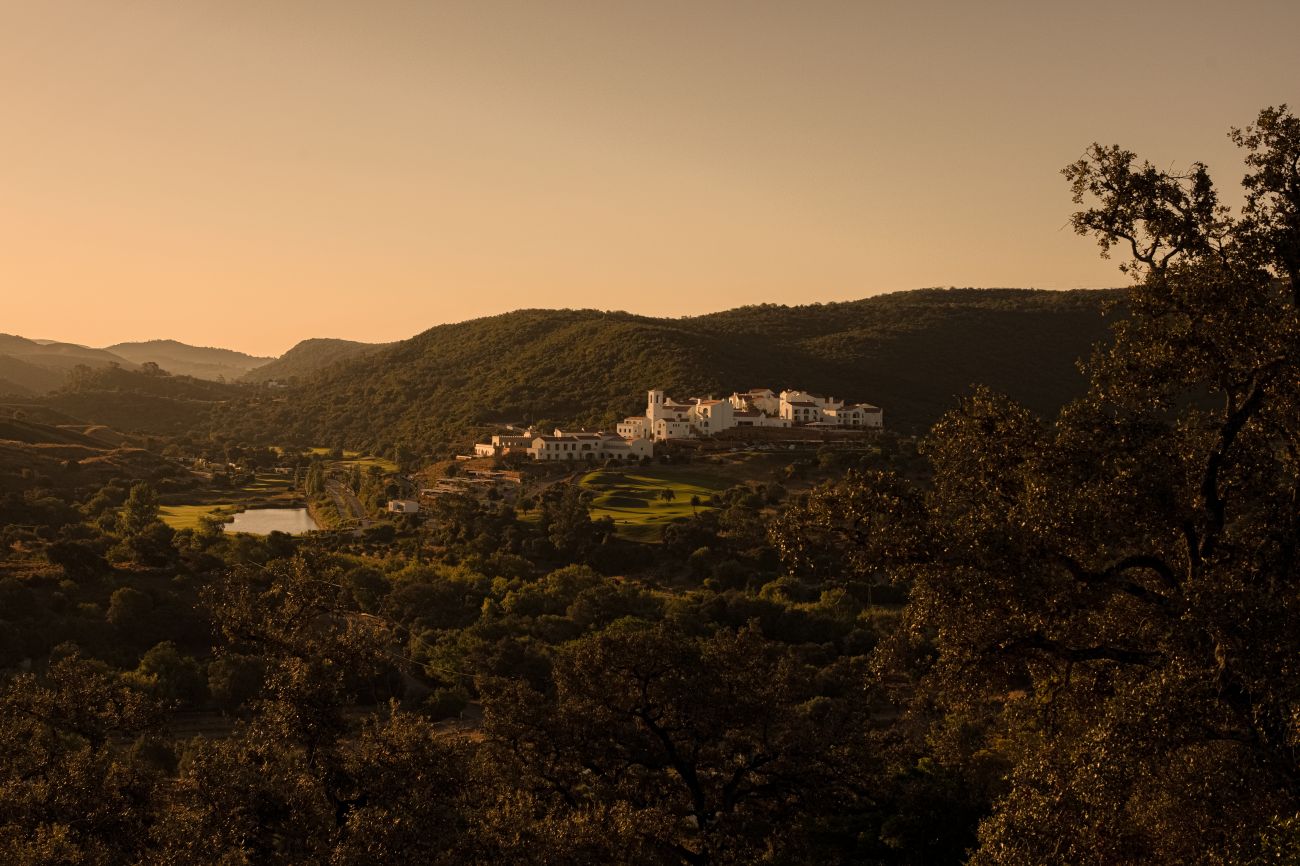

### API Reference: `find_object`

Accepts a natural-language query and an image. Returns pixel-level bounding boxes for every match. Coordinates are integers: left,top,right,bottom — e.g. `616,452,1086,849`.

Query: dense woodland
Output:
0,107,1297,864
239,338,389,384
212,286,1118,453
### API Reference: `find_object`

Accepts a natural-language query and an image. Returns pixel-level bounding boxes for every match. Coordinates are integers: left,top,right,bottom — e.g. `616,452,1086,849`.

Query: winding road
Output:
326,478,372,528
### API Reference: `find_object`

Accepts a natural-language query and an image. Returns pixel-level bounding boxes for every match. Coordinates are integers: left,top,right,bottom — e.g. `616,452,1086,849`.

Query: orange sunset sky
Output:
3,0,1298,357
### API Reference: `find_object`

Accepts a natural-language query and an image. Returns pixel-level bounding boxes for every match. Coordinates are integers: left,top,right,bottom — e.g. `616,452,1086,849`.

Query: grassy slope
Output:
582,467,730,542
159,504,237,530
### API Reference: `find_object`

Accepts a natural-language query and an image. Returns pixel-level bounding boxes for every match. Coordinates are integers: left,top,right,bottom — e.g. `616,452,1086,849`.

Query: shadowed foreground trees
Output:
862,105,1300,864
477,622,875,866
151,557,474,865
0,654,163,865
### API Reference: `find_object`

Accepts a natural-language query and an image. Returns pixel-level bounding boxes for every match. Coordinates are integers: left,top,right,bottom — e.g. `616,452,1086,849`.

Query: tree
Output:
875,106,1300,864
478,622,872,865
0,653,163,865
106,586,153,632
768,469,925,605
113,482,175,566
538,483,611,562
206,653,265,714
133,641,207,707
116,482,161,539
45,539,110,581
150,554,472,864
305,461,327,497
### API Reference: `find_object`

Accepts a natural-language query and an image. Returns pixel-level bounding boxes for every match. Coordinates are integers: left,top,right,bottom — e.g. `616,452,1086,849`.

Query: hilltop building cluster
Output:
618,388,882,442
473,388,882,463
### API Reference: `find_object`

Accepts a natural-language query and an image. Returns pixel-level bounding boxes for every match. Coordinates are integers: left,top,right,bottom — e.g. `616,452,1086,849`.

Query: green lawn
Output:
580,468,730,542
337,455,399,473
160,504,235,530
159,473,296,529
240,473,295,494
306,447,398,474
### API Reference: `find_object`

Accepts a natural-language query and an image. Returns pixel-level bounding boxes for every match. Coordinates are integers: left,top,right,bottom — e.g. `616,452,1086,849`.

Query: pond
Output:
223,507,319,536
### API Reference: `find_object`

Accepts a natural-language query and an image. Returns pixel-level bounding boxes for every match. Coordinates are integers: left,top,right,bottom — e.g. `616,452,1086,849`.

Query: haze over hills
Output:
0,333,137,371
106,340,273,382
0,354,65,397
0,332,383,397
211,287,1122,453
0,333,141,396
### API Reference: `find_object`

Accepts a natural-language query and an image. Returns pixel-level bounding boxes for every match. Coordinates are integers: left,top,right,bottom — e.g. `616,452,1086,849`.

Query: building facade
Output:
622,387,881,441
527,429,653,462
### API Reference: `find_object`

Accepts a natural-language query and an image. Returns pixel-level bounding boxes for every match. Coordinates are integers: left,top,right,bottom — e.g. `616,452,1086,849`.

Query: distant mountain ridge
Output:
0,329,385,397
210,287,1123,453
106,339,273,381
0,333,140,396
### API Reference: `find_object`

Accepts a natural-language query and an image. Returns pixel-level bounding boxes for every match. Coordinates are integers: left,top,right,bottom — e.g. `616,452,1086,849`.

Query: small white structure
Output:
387,499,420,514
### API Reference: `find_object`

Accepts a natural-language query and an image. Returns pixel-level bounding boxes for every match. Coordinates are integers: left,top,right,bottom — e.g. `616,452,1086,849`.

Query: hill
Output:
0,334,137,395
34,365,249,436
240,338,387,383
0,417,123,448
210,288,1122,453
106,339,273,381
0,354,65,396
0,414,170,496
0,334,132,369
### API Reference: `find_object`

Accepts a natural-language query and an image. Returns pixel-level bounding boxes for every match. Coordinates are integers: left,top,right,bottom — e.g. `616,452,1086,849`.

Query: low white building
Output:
474,432,536,458
472,425,652,463
823,403,883,427
528,429,652,462
387,499,420,514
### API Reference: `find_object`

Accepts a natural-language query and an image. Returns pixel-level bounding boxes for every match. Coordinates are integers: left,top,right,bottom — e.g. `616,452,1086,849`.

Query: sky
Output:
2,1,1298,357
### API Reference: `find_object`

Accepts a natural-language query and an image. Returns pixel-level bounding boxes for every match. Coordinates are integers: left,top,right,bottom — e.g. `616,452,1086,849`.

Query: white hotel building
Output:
472,388,882,460
618,388,882,442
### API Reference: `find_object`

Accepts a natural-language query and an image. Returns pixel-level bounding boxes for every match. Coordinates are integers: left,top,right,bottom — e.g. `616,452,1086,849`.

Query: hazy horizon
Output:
13,284,1117,359
4,0,1297,356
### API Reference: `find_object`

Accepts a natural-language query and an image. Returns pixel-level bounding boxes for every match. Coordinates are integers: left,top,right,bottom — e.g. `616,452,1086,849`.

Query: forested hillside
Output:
214,288,1120,452
41,365,248,436
240,337,387,383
